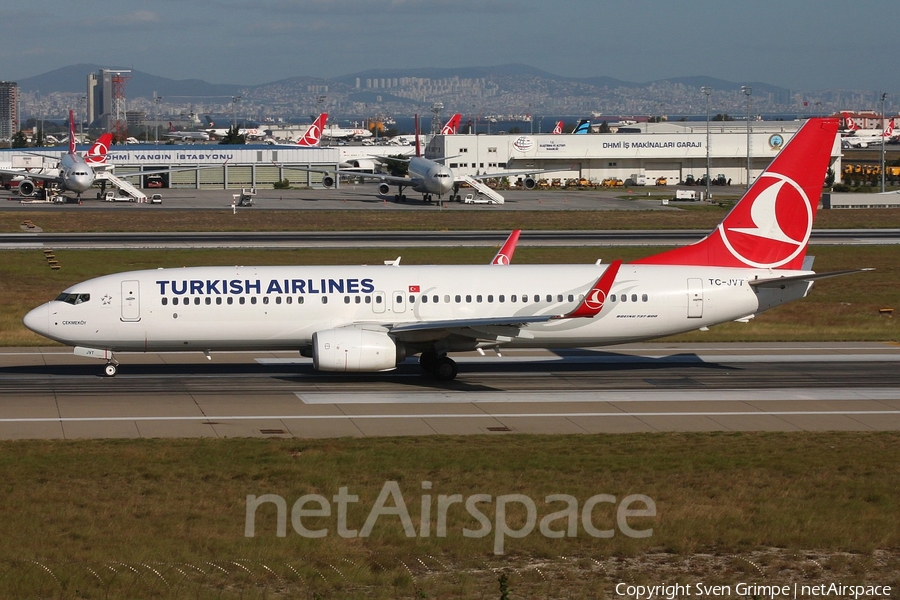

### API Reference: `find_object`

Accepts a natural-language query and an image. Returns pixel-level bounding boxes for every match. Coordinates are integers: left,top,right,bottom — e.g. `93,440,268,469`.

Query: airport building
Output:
425,121,842,187
0,121,841,191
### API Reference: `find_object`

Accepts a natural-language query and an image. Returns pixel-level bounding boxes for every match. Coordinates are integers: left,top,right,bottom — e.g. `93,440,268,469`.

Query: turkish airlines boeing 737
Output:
24,118,861,380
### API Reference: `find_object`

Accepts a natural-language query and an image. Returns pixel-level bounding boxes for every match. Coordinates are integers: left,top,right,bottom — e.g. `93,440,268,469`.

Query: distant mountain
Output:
17,64,245,98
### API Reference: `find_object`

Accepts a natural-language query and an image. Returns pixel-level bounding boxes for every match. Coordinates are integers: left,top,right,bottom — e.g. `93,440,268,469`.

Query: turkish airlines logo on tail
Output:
298,113,327,147
719,173,812,268
85,134,113,165
552,121,563,134
441,114,461,135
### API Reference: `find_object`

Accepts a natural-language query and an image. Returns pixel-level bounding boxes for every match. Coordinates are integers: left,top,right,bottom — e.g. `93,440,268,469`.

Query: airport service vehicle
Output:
24,119,863,380
150,194,163,204
102,191,134,202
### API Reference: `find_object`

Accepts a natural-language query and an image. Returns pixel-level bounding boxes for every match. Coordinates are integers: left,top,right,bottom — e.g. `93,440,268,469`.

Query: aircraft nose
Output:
23,304,50,337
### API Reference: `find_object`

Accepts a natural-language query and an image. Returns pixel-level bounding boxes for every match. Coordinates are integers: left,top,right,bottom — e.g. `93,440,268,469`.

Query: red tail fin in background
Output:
84,133,113,165
67,110,77,155
552,120,564,134
633,118,839,270
441,113,462,135
297,113,328,147
491,230,521,265
414,114,421,157
842,112,859,131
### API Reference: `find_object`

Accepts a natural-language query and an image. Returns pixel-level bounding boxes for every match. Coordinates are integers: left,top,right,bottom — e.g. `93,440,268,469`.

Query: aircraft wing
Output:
748,268,874,288
383,260,622,341
0,168,61,184
275,162,415,186
465,166,573,181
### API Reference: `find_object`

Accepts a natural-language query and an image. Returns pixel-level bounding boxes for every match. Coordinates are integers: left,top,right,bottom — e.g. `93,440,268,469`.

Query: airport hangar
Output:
426,120,842,188
0,121,841,191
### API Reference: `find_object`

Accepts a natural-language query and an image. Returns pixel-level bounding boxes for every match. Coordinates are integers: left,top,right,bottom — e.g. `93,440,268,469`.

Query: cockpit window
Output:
55,293,91,305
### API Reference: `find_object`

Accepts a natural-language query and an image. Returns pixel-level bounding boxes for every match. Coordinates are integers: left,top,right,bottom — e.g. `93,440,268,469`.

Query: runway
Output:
1,343,899,439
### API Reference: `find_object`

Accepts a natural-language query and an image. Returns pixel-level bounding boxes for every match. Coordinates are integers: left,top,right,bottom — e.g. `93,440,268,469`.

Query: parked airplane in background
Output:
552,121,564,134
24,118,863,381
296,113,328,147
162,124,210,142
573,119,591,134
323,122,373,140
841,116,895,148
441,114,462,134
0,111,112,199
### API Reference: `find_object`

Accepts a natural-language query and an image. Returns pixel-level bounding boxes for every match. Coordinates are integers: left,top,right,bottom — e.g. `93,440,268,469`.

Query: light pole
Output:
742,86,752,188
701,86,712,201
154,94,162,144
231,95,241,130
881,93,887,193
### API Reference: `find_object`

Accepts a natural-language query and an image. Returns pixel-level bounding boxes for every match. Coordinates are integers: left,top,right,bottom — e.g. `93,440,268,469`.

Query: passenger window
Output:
611,294,617,302
488,295,493,303
193,297,200,305
557,294,563,302
322,297,328,304
476,295,482,303
621,295,627,303
344,296,351,304
455,295,461,303
434,295,439,303
466,295,472,303
239,297,245,305
421,295,428,303
263,297,269,305
227,297,234,305
365,296,371,304
251,297,257,305
286,297,292,305
205,297,211,305
355,296,361,304
499,295,505,303
511,295,517,302
409,296,416,303
161,297,168,306
642,294,648,302
275,297,282,305
216,297,222,305
375,296,381,304
173,297,179,306
568,294,574,302
298,297,305,304
631,294,638,302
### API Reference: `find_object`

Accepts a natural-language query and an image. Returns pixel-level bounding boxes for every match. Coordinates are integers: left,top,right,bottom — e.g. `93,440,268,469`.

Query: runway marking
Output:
2,410,900,424
295,388,900,404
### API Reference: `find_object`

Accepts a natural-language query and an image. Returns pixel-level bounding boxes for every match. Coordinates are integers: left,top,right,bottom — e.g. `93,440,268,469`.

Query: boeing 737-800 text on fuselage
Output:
24,119,860,380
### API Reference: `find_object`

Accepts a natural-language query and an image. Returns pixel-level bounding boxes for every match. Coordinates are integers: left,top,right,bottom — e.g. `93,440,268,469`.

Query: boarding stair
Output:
456,175,505,204
95,171,147,203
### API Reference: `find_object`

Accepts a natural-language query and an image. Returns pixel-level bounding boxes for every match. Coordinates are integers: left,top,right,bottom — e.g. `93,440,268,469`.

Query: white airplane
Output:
322,122,373,140
0,111,114,199
264,113,328,147
162,124,211,142
24,118,865,380
841,113,895,148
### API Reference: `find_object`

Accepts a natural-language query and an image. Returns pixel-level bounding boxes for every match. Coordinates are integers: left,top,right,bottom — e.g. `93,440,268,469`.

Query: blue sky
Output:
1,0,895,91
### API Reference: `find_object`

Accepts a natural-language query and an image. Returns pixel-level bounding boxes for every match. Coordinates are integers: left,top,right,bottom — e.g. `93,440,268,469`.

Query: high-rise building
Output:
87,68,131,134
0,81,19,140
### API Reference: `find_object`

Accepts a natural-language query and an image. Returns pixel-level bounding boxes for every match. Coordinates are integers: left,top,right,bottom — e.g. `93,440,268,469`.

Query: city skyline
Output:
1,0,898,93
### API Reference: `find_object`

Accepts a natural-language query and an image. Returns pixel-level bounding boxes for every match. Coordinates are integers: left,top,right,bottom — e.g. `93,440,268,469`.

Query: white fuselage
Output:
57,153,95,194
24,263,811,354
407,156,454,196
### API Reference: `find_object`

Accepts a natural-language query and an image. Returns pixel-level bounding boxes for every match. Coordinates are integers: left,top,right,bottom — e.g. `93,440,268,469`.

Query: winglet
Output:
491,230,521,265
560,259,622,319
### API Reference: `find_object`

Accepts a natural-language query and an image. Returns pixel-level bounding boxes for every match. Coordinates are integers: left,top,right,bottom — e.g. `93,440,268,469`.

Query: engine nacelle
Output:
322,175,335,188
378,183,391,195
312,327,401,372
18,179,36,197
523,177,537,190
349,158,377,172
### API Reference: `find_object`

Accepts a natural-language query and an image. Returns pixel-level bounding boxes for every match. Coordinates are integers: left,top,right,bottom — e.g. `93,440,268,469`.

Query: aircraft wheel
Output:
419,350,438,372
394,194,401,202
432,356,458,381
401,195,407,202
104,363,118,377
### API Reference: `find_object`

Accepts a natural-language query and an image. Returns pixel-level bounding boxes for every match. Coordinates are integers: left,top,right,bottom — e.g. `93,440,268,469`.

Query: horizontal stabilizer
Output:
749,268,873,288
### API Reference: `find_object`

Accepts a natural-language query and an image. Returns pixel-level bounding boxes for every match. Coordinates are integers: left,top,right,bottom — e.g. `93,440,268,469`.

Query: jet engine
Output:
378,183,391,195
312,327,404,372
348,158,377,172
322,175,335,188
523,177,537,190
18,179,36,197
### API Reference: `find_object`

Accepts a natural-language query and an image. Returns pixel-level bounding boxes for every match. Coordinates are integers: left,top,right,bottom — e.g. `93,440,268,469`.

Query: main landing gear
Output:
419,350,458,381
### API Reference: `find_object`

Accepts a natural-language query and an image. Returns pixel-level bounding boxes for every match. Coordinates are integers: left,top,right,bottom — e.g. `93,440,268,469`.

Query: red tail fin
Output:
67,110,77,155
414,114,421,157
491,230,521,265
842,112,859,131
297,113,328,147
633,118,839,270
84,133,113,165
552,120,563,134
441,113,462,135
